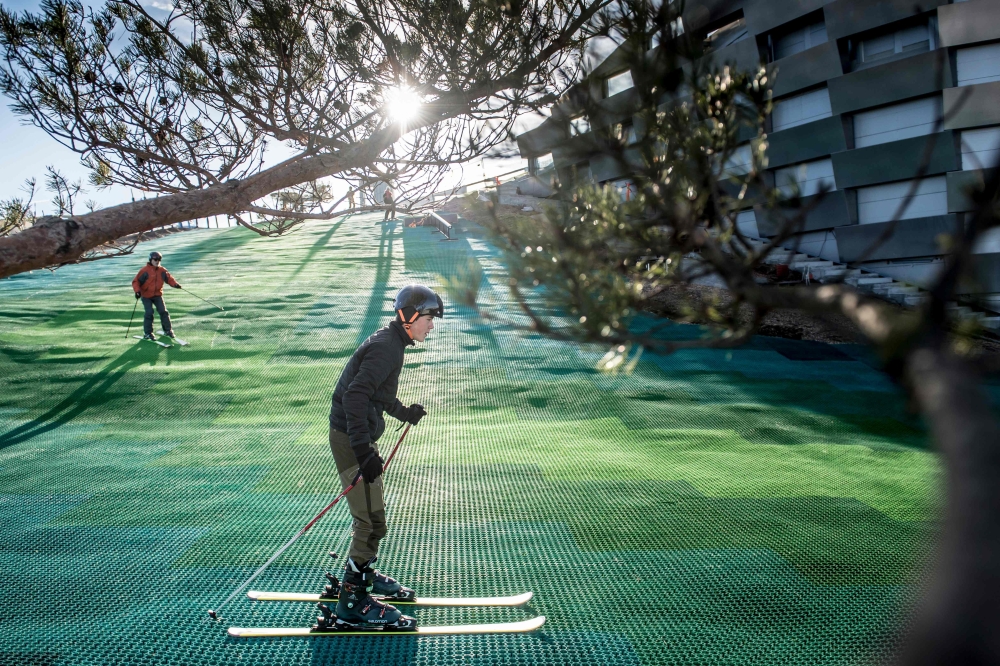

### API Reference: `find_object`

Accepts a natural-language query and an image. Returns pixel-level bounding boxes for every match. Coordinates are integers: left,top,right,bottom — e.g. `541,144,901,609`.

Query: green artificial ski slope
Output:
0,213,940,665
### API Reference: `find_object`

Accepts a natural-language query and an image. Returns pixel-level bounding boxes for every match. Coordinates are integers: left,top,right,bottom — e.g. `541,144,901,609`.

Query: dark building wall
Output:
827,50,952,116
832,131,959,189
837,215,961,262
938,1,1000,48
514,0,1000,297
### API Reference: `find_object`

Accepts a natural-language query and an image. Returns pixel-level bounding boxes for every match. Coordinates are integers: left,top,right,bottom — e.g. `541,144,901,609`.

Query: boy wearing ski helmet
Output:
327,284,443,629
131,251,182,341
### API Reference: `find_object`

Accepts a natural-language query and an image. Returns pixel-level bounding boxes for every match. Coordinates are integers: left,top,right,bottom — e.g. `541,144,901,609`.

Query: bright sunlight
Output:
385,86,423,125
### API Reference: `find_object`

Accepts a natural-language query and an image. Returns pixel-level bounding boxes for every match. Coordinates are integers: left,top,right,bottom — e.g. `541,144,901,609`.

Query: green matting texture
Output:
0,214,940,665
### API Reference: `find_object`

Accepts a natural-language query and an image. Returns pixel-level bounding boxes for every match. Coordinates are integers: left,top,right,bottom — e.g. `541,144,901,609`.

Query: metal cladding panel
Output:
824,0,948,41
766,115,847,168
836,214,961,261
516,120,566,157
962,253,1000,293
831,131,958,189
939,1,1000,48
828,50,951,116
590,154,629,183
947,169,989,213
755,190,854,235
943,80,1000,130
698,37,763,74
769,41,844,97
743,0,830,37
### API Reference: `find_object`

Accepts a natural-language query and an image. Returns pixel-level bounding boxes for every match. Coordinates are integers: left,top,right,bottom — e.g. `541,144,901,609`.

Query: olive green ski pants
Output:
329,427,386,562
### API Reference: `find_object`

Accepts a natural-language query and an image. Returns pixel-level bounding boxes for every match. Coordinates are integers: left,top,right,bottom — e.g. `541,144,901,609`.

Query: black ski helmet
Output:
393,284,443,323
149,251,162,262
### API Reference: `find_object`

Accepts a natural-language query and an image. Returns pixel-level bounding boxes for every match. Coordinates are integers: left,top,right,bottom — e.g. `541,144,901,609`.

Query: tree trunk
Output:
899,346,1000,665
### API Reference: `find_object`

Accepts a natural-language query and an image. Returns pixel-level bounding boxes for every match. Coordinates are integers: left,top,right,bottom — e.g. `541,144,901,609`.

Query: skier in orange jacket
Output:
131,251,182,341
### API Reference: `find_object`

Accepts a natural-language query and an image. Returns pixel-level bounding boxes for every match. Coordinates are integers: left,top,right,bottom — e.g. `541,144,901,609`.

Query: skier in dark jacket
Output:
131,251,182,341
328,284,442,630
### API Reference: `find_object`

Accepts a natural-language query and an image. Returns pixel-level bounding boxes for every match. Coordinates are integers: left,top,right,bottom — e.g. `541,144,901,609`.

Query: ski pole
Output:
125,298,139,339
179,287,225,311
207,424,412,620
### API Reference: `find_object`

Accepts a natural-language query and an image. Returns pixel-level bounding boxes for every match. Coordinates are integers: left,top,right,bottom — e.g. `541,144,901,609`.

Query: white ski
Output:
133,335,171,348
157,331,189,346
247,590,533,607
228,615,545,638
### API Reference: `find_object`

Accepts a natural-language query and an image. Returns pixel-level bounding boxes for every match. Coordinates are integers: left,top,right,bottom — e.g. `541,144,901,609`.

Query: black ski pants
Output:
329,427,386,563
141,296,172,336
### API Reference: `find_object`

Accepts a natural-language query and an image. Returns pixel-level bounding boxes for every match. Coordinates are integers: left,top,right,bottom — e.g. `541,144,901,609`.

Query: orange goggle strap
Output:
397,309,420,338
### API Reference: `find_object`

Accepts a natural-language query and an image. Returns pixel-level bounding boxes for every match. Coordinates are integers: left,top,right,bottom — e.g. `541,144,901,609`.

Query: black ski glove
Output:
357,449,384,484
135,292,141,299
403,403,426,425
174,283,183,289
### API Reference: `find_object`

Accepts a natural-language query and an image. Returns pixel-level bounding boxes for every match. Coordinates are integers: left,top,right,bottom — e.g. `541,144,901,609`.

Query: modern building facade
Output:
515,0,1000,312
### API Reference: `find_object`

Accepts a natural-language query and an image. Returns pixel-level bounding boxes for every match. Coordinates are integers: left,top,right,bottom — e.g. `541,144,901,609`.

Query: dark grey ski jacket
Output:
330,320,414,458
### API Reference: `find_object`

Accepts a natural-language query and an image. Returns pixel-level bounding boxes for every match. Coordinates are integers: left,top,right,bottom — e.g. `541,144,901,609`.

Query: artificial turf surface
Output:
0,213,940,665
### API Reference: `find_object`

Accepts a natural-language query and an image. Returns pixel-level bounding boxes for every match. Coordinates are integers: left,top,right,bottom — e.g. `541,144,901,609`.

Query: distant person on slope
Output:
327,284,442,630
131,251,182,341
383,187,396,221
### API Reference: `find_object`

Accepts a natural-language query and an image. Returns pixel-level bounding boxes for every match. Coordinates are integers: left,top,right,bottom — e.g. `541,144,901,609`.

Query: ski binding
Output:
133,335,171,348
248,571,532,607
157,331,189,346
228,614,545,638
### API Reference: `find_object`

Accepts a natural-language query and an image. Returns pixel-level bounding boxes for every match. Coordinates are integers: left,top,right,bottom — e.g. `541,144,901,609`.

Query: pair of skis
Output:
228,588,544,638
132,331,189,348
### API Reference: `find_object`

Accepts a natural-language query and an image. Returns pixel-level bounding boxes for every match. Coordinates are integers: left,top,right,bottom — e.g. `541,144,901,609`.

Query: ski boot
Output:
163,330,177,339
143,333,157,341
334,557,416,630
368,557,416,602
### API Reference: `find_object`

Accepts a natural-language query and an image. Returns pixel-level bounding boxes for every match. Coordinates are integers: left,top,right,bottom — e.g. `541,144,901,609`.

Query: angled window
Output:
853,96,941,148
775,158,836,197
961,126,1000,170
851,17,937,71
605,71,634,98
613,122,638,145
772,18,828,61
569,116,590,136
856,177,947,224
704,16,748,51
772,87,832,132
532,153,554,174
735,210,760,239
721,144,754,177
957,42,1000,87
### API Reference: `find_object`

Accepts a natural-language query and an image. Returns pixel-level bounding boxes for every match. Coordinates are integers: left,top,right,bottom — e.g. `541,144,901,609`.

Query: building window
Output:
772,87,832,132
771,17,828,62
605,71,634,98
721,144,754,177
849,17,936,71
961,126,1000,170
853,96,942,148
613,122,638,145
957,42,1000,87
569,116,590,136
735,210,760,239
775,158,836,197
856,176,947,224
704,16,748,51
532,153,554,175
